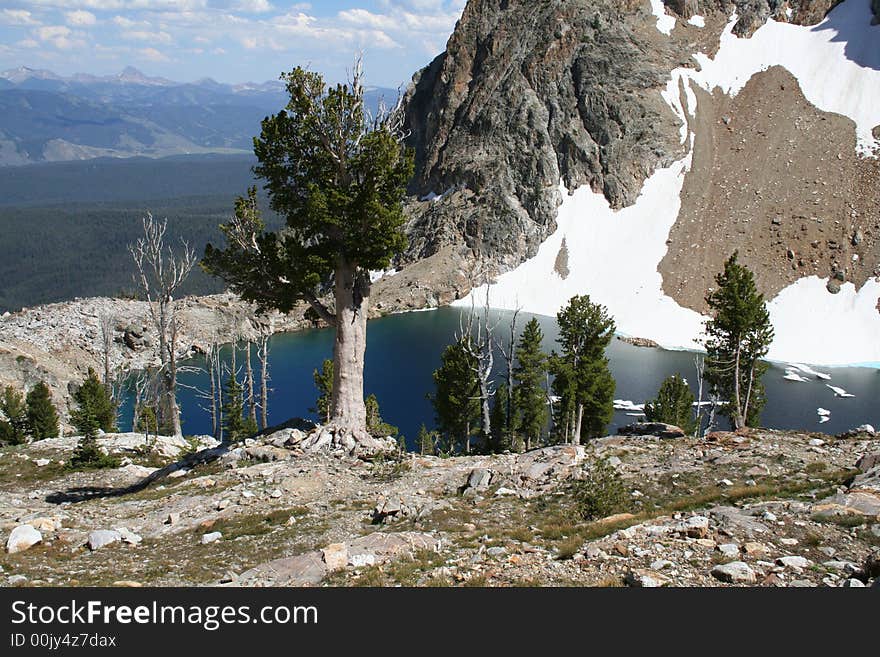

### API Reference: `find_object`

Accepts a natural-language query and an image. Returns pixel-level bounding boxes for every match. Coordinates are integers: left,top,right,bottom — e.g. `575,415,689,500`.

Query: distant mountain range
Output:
0,66,399,166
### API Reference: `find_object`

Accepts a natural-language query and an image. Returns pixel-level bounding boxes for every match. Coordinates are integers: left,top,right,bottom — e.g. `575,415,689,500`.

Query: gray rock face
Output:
401,0,683,271
399,0,858,277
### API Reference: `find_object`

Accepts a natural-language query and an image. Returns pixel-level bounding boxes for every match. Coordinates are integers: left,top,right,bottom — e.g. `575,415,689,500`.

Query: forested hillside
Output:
0,155,281,312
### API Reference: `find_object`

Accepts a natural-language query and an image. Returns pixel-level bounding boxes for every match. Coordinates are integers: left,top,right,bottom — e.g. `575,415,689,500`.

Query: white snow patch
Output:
614,400,646,412
783,371,810,383
826,384,856,398
767,277,880,366
817,408,832,416
369,268,398,283
420,188,453,203
688,15,706,28
650,0,677,35
789,363,832,380
684,3,880,154
455,159,706,352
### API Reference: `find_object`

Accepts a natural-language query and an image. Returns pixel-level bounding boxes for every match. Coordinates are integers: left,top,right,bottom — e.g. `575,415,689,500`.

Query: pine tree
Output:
430,337,480,454
417,424,438,456
312,359,334,424
222,374,255,442
0,385,29,445
513,318,548,451
202,63,414,447
70,368,117,435
26,381,59,440
645,374,696,434
549,296,616,443
704,252,774,429
365,393,398,439
489,382,509,453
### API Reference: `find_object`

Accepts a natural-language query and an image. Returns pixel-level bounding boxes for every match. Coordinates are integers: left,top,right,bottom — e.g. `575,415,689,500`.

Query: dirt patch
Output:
660,66,880,313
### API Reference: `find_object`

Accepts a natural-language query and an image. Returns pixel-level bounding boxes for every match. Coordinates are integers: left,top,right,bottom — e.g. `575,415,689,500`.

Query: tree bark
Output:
259,333,269,431
574,403,584,446
329,263,368,430
733,343,744,430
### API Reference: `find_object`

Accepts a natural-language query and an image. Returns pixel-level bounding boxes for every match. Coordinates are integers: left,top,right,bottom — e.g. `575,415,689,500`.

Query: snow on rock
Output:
650,0,677,35
684,3,880,154
783,370,810,382
789,364,832,380
457,1,880,368
455,159,706,352
826,384,856,398
688,15,706,28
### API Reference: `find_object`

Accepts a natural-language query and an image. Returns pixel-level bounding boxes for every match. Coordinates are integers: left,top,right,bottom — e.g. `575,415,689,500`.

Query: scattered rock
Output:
617,422,686,439
321,543,349,571
625,569,669,588
776,556,811,571
6,525,42,554
201,532,222,545
711,561,757,584
87,530,122,551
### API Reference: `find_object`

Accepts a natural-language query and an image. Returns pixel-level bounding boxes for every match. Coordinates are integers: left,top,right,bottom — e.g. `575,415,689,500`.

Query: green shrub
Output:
69,430,120,470
572,457,630,520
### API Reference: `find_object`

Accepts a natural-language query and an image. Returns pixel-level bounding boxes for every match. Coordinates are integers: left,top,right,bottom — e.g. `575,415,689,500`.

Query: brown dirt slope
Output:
660,66,880,313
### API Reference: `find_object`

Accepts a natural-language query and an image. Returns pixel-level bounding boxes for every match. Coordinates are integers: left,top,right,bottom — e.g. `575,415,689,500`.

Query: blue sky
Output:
0,1,466,87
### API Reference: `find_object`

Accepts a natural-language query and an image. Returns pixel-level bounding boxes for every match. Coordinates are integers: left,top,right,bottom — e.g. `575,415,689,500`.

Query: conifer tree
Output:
312,359,334,425
70,368,117,435
222,373,256,442
0,385,29,445
645,374,696,434
549,296,616,443
430,337,480,454
202,62,413,449
513,318,548,450
489,382,509,453
365,393,398,439
26,381,59,440
417,423,438,456
704,252,774,429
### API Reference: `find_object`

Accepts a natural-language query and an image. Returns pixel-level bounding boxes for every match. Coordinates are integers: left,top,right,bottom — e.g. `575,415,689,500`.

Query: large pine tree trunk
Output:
330,263,368,431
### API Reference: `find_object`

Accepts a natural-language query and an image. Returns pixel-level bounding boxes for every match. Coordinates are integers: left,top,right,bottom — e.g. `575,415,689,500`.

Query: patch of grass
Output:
555,536,584,560
201,508,299,540
805,462,828,474
811,513,868,528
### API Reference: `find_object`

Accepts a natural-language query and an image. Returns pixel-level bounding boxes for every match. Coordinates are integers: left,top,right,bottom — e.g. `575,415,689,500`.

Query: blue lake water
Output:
122,308,879,446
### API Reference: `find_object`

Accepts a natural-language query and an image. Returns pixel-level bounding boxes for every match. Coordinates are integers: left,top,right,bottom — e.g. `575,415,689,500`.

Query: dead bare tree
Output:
458,280,500,453
129,212,196,437
497,306,521,450
256,316,272,430
99,313,115,393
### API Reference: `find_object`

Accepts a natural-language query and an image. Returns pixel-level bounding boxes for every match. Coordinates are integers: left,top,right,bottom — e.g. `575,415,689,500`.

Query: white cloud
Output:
139,46,169,61
235,0,273,13
0,9,41,26
123,30,172,43
16,38,40,48
66,10,97,26
34,25,72,41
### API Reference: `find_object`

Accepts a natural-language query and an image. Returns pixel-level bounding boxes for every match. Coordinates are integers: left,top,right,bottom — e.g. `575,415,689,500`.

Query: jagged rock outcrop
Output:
400,0,876,281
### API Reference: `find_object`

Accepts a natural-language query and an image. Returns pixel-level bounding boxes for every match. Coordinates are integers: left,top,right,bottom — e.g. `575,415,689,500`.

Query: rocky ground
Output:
2,423,878,588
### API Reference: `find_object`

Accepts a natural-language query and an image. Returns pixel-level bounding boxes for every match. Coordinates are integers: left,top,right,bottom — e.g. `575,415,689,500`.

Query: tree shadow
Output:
45,443,233,504
810,0,880,72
